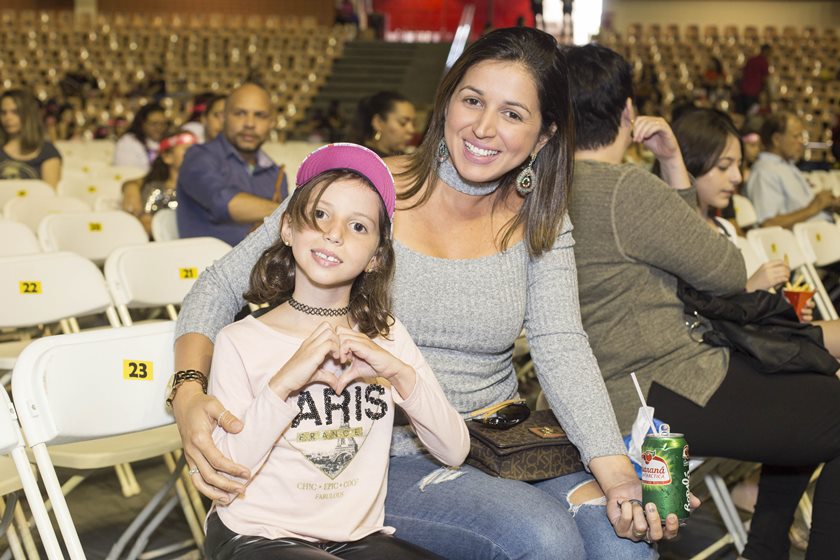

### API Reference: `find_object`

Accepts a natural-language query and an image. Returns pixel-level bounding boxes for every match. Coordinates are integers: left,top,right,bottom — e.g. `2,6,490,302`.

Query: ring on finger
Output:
632,528,647,538
627,498,644,508
188,466,200,475
217,409,229,426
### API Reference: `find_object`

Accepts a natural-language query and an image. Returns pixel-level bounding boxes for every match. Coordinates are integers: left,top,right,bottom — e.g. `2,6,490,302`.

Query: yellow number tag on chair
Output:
123,360,153,380
87,185,98,193
89,222,103,232
770,243,778,253
816,233,822,242
179,267,198,279
19,281,42,294
16,190,27,197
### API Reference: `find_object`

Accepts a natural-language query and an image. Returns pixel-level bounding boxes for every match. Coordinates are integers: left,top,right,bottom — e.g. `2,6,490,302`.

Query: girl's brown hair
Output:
400,27,574,258
0,89,46,154
244,170,396,339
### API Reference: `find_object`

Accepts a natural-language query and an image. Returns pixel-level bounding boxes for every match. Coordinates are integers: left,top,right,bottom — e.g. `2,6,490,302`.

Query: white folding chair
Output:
95,165,146,184
732,194,758,230
0,386,63,559
11,322,203,559
747,226,838,319
731,235,761,278
104,237,232,325
150,208,179,242
0,251,121,371
0,220,40,257
57,175,123,210
0,180,55,208
38,210,148,265
3,195,89,232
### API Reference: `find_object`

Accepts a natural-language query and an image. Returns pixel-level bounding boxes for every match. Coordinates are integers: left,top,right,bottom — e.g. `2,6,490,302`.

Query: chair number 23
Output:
123,360,154,381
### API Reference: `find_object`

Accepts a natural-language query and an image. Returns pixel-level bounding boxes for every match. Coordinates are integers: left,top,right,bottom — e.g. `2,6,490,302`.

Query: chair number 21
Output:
123,360,154,381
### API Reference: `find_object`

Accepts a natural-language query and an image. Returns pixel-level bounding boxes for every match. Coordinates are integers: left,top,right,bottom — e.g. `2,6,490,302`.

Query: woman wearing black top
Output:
0,89,62,187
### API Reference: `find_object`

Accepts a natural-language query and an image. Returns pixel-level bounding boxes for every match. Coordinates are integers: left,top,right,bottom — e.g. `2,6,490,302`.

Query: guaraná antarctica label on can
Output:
641,432,690,525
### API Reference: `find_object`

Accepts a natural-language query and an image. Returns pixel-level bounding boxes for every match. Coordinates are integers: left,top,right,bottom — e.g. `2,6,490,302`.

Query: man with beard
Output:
177,83,287,245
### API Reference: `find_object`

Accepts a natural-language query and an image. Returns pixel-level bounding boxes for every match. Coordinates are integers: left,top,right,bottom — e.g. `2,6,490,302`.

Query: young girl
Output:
121,131,197,235
203,143,469,560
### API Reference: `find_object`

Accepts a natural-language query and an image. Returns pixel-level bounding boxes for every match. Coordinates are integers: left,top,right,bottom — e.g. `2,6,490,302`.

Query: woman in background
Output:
182,93,226,144
0,89,62,187
350,91,416,157
113,102,167,172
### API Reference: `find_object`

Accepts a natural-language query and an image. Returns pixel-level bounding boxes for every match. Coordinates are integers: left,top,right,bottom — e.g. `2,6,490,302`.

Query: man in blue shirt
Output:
177,83,288,246
746,112,840,228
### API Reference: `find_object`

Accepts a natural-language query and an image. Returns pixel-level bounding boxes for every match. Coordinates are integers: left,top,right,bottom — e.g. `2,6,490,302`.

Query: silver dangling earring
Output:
516,154,536,195
374,130,382,142
437,139,449,163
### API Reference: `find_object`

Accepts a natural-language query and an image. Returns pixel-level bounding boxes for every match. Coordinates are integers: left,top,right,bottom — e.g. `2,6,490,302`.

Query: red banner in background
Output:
372,0,533,40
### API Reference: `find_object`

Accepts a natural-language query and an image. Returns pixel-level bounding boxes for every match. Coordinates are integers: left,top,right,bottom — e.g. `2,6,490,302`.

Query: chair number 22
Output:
123,360,154,381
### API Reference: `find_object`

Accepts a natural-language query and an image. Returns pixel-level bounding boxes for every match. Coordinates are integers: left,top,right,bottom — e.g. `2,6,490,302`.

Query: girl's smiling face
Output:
282,178,382,298
696,133,743,212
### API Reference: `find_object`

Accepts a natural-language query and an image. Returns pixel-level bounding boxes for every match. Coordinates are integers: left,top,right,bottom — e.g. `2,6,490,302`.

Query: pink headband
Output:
742,133,760,144
159,132,197,152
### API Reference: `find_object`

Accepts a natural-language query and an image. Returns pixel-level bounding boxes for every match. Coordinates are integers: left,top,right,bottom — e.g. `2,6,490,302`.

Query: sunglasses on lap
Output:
465,399,531,430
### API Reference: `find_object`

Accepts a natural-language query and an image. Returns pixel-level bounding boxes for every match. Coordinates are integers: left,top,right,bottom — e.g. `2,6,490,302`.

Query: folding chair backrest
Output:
0,387,63,559
747,226,838,320
732,194,758,229
38,210,148,264
56,175,123,209
3,195,89,231
151,208,179,242
0,180,55,208
11,322,175,560
0,252,120,329
746,226,811,269
732,235,761,277
793,221,840,267
0,219,40,256
95,165,146,184
11,321,175,446
104,237,231,324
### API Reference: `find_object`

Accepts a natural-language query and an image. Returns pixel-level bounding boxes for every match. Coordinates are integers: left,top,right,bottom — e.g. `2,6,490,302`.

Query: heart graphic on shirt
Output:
283,358,391,480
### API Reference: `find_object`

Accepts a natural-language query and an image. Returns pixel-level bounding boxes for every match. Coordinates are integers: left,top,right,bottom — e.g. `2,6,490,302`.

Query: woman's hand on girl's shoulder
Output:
334,326,417,398
268,321,342,398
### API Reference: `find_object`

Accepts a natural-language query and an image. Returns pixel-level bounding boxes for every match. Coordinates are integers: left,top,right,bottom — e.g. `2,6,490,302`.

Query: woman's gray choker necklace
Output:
437,157,501,196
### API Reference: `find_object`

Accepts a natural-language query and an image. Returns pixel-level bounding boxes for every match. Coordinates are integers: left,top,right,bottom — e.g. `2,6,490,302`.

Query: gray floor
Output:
0,458,808,559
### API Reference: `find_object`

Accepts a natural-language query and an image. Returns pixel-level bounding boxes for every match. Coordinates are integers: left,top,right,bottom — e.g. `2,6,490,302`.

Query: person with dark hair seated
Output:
349,91,416,158
121,131,198,235
182,93,226,144
565,42,840,560
0,89,62,187
113,102,167,172
746,111,840,228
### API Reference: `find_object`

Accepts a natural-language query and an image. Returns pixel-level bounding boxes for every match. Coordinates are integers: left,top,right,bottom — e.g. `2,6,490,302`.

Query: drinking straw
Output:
630,372,658,436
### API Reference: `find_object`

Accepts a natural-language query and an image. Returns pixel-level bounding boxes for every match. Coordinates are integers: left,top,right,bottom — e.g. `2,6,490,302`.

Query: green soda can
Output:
641,430,690,526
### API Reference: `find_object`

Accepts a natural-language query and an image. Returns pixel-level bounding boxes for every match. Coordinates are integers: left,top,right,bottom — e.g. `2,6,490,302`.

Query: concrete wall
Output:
603,0,840,35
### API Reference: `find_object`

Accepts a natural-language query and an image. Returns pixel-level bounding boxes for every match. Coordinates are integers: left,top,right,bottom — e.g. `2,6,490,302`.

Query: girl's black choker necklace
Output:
288,297,350,317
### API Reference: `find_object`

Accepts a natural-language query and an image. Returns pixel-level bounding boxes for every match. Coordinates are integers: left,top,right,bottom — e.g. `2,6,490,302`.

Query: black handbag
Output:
677,281,838,375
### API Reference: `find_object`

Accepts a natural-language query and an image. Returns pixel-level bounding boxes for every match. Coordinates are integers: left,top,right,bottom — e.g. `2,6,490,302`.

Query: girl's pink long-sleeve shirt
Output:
208,314,469,543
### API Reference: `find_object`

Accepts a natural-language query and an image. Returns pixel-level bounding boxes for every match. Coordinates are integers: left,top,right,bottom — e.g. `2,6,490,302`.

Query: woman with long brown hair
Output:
0,89,62,187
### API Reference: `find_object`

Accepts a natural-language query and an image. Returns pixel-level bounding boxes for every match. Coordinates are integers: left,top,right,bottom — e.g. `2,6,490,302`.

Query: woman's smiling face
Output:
443,60,550,184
